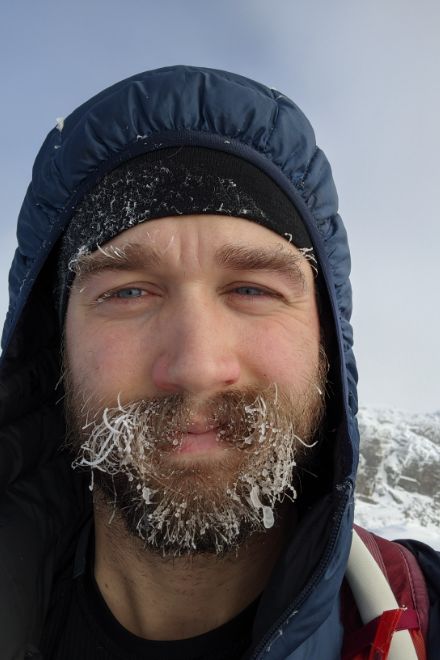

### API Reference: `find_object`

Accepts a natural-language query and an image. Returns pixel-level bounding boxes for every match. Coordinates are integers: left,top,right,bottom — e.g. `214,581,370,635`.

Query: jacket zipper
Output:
249,482,352,659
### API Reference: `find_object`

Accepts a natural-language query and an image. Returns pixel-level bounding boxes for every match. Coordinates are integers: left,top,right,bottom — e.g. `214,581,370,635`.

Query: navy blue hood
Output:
0,66,359,659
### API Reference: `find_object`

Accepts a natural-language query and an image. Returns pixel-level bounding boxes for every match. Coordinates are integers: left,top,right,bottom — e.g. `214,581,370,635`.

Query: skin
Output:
65,214,321,640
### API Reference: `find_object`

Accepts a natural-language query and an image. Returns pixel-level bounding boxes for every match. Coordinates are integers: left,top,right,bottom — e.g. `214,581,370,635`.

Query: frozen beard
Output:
66,362,327,557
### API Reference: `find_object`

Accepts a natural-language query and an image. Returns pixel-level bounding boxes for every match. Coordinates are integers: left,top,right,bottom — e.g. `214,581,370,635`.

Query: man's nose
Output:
151,297,241,395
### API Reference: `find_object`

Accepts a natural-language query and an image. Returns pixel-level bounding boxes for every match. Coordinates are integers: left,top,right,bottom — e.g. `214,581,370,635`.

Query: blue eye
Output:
114,287,144,299
235,286,268,296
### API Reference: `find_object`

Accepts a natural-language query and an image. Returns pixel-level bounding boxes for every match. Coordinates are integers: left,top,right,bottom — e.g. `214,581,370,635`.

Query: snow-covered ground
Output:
354,407,440,550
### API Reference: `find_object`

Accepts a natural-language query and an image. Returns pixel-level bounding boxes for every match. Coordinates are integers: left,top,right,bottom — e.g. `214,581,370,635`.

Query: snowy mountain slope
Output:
354,407,440,549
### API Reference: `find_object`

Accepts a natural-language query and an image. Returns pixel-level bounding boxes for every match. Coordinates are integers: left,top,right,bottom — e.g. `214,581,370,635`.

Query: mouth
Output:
172,421,228,456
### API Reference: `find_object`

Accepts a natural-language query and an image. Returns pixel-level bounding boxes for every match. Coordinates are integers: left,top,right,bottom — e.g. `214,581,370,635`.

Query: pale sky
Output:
1,0,439,413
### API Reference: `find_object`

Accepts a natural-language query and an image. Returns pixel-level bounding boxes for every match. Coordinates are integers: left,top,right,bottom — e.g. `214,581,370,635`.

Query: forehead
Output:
99,214,303,257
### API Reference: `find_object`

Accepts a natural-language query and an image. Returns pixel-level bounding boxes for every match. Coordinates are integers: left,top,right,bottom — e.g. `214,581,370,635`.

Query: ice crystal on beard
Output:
72,386,315,556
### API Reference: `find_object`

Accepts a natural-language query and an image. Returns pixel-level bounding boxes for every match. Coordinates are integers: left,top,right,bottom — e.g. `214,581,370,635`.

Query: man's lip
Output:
185,421,218,434
172,427,226,454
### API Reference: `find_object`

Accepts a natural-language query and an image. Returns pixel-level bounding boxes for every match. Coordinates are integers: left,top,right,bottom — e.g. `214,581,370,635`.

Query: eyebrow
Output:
72,241,307,292
71,243,161,283
215,244,306,290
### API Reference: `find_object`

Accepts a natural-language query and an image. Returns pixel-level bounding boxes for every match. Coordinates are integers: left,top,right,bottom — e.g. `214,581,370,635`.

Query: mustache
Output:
71,384,321,473
78,386,296,443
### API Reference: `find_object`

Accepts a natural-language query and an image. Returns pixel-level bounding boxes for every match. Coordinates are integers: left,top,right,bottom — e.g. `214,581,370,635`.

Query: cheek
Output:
242,319,320,388
67,323,150,398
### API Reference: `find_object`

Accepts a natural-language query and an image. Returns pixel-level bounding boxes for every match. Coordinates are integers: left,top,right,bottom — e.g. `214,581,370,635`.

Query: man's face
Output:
64,215,326,555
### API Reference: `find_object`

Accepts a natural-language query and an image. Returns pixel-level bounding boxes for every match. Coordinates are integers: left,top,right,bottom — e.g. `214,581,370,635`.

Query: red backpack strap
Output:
341,526,429,659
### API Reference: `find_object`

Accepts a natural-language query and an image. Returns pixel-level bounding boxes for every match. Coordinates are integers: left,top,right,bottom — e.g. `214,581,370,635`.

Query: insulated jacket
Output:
0,65,438,659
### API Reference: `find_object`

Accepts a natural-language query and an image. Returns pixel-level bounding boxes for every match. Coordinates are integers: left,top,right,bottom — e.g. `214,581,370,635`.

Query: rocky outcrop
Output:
354,408,440,544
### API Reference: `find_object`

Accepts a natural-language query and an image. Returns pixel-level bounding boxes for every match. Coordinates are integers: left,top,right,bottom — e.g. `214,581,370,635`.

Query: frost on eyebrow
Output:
298,247,318,276
284,233,318,276
68,245,92,275
68,244,127,278
67,242,165,288
68,231,178,284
